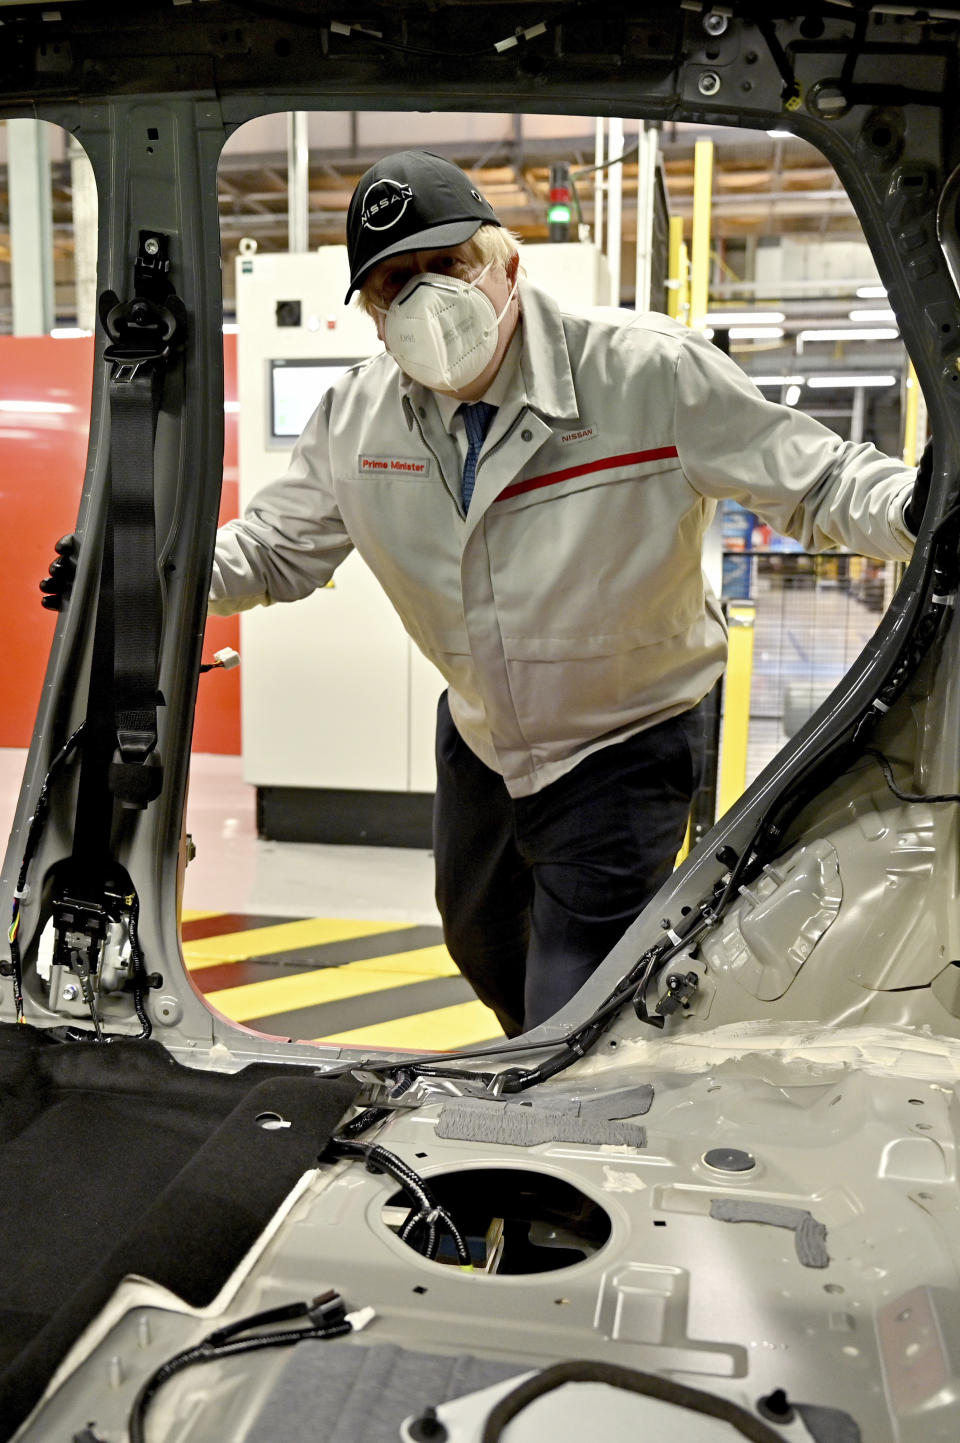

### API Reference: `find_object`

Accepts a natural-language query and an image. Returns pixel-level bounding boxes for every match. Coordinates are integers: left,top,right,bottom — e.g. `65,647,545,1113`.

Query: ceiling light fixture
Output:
806,374,897,388
855,285,888,299
848,308,897,324
798,328,900,343
751,375,804,386
784,384,802,406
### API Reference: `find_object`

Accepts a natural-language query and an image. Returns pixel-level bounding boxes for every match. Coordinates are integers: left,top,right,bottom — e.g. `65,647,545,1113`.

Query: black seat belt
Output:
37,233,186,1036
97,230,186,808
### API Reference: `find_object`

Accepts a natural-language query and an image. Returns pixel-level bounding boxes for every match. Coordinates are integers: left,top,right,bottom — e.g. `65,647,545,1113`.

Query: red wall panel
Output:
0,334,241,753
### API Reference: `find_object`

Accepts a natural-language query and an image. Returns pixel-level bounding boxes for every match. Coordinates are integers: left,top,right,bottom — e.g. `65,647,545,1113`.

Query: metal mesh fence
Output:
743,552,897,787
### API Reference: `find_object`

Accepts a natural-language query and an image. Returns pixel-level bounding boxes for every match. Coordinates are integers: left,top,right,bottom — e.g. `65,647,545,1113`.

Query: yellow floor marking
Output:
179,909,220,923
338,944,457,980
208,945,457,1022
183,917,406,970
317,1000,503,1051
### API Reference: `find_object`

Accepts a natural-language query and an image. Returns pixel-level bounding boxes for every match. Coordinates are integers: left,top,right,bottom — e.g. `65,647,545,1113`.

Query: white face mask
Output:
378,262,518,392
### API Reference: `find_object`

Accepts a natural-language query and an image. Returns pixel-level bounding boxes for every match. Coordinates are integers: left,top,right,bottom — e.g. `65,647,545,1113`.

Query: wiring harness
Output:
128,1290,356,1443
3,724,85,1023
2,722,159,1039
479,1358,790,1443
329,1134,472,1267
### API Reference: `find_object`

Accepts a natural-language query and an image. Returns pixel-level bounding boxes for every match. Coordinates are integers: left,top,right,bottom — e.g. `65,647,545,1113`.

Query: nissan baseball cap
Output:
345,149,501,302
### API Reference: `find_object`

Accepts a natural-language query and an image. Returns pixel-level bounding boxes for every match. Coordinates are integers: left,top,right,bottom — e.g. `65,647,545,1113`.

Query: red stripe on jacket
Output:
496,446,679,503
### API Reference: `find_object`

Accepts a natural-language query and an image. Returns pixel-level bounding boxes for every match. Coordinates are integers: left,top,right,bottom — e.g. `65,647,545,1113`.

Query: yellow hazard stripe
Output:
207,944,458,1022
183,916,407,970
318,1000,502,1051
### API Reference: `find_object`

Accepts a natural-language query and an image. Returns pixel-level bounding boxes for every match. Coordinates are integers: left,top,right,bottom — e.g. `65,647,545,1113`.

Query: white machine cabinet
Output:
234,242,611,844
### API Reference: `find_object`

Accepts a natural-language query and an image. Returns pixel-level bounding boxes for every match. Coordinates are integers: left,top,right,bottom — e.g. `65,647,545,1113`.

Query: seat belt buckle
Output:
103,343,170,382
110,753,164,809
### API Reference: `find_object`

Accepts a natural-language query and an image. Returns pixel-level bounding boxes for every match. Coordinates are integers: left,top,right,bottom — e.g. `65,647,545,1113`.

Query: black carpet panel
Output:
0,1023,358,1440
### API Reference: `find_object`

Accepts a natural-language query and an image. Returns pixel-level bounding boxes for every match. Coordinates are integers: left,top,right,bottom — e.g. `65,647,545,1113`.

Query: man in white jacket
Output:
212,149,922,1038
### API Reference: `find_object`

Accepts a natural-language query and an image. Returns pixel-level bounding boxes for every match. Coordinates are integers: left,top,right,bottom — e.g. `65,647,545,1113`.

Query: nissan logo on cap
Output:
360,179,414,232
345,150,502,302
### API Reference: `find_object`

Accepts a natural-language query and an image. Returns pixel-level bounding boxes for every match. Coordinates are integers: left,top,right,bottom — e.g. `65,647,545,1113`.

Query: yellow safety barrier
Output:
667,215,688,324
717,601,756,817
675,816,692,868
690,139,714,333
903,359,921,467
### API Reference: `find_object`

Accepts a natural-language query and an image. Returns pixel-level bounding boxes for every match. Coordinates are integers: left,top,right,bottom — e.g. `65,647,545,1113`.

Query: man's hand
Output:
904,437,933,536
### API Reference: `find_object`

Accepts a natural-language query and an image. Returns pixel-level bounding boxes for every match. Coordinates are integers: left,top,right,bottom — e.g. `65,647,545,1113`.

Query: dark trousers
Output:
433,692,705,1037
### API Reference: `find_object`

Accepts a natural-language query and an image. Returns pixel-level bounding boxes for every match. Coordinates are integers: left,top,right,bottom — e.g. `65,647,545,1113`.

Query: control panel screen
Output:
270,359,360,439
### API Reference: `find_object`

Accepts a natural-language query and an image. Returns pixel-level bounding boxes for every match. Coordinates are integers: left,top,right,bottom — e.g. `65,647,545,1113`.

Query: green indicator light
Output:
548,204,571,224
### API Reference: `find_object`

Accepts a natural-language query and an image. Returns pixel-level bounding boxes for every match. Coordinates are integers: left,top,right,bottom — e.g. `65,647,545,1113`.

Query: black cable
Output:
129,1298,351,1443
567,144,643,236
5,723,85,1021
840,10,869,91
337,1104,392,1138
571,144,640,179
3,717,159,1042
864,747,960,804
479,1359,787,1443
330,1139,471,1266
318,1031,568,1085
749,10,801,106
400,1208,438,1259
126,890,153,1040
335,1139,471,1264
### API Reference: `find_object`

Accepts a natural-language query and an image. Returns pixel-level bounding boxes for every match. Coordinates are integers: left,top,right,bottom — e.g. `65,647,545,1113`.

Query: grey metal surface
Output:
18,1052,960,1441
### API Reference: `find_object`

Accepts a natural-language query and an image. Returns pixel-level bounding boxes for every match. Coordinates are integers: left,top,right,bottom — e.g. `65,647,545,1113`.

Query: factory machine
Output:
236,241,611,845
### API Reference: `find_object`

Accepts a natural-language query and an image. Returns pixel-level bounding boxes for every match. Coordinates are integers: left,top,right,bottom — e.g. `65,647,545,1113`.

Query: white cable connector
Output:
213,647,241,670
494,21,547,52
346,1306,377,1332
330,19,384,38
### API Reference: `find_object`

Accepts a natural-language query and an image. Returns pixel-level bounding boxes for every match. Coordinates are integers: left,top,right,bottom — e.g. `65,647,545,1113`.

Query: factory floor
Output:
0,747,503,1052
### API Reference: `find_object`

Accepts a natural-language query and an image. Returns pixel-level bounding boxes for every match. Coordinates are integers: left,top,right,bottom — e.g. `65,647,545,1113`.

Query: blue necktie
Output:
459,401,497,511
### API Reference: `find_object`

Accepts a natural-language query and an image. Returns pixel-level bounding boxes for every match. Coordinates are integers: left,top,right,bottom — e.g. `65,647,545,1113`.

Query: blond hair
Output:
354,223,522,318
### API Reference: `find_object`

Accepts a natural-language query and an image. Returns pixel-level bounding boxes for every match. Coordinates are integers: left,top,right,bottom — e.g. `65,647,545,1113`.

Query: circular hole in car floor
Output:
382,1167,612,1274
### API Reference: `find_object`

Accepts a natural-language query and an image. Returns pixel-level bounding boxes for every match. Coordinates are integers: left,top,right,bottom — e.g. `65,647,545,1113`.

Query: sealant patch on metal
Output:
601,1167,648,1192
709,1199,830,1268
795,1402,863,1443
435,1103,646,1149
536,1084,655,1119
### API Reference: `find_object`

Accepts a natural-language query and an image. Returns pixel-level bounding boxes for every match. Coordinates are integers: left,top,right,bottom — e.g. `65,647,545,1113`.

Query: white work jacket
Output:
211,280,915,798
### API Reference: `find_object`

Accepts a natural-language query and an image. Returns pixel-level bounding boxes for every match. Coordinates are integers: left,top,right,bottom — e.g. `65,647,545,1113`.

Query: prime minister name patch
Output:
359,455,431,475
